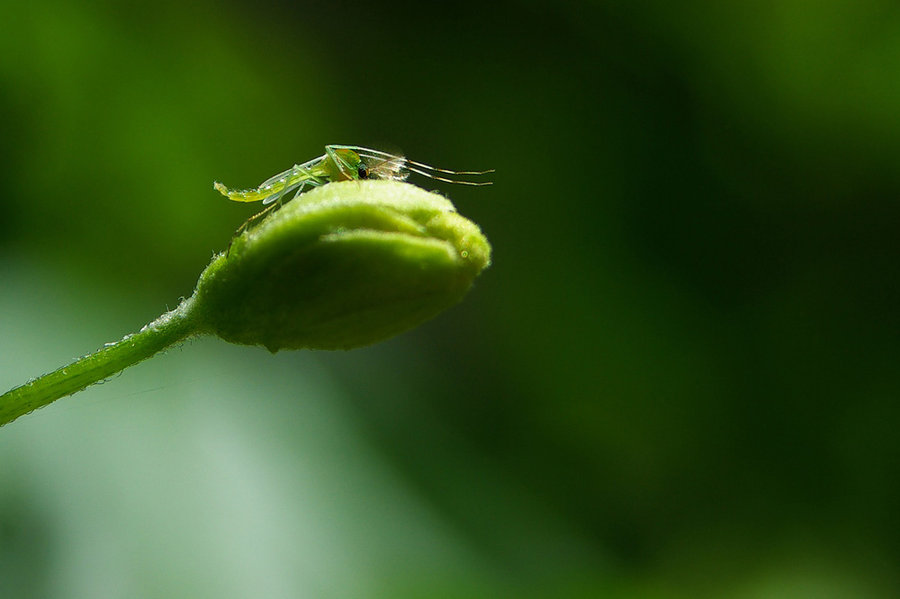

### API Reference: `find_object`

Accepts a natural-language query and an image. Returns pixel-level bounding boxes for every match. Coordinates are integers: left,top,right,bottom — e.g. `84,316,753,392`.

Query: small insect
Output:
214,144,493,243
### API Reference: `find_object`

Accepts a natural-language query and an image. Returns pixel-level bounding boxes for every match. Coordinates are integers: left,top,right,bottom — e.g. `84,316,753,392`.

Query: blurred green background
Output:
2,0,900,597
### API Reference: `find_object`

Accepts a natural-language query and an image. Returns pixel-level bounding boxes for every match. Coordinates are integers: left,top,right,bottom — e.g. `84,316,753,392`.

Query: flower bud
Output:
191,180,491,351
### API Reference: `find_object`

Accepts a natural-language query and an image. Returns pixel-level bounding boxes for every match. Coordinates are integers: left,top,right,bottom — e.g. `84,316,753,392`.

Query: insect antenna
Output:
404,159,494,176
353,150,409,182
349,146,494,185
404,165,494,186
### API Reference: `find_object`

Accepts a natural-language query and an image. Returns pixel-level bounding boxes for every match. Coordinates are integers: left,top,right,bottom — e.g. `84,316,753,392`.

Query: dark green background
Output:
2,1,899,597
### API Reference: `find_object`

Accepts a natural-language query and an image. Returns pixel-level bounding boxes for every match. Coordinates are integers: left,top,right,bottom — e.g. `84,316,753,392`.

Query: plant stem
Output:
0,297,199,427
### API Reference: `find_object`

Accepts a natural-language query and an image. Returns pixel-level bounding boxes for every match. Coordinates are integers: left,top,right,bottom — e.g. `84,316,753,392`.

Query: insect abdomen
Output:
214,182,275,203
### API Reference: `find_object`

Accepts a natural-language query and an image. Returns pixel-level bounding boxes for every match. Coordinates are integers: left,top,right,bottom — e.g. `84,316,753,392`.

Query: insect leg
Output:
262,164,327,205
290,181,307,200
264,164,302,207
226,202,280,255
292,164,327,196
325,145,357,180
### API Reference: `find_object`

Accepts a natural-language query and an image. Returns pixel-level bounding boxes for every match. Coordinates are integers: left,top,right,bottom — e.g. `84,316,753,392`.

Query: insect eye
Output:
357,164,369,179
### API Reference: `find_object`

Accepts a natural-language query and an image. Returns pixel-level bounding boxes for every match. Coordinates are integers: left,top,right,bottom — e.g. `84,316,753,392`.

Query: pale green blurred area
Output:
3,0,900,597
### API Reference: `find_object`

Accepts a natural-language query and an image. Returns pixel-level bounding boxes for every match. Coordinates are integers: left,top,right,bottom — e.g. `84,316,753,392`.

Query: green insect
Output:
214,144,493,241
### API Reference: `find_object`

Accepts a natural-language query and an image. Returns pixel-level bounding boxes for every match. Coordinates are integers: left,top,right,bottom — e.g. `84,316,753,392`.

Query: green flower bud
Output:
191,180,491,351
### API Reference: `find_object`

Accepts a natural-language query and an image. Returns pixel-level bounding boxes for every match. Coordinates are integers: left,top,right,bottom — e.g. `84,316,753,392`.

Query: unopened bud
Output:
192,180,491,351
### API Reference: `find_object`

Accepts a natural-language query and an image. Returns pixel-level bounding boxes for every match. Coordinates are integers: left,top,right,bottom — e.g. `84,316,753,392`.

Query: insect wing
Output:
258,155,325,205
261,179,307,205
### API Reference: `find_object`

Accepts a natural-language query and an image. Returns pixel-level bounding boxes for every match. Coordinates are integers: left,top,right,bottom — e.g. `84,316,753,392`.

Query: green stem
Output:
0,297,199,427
